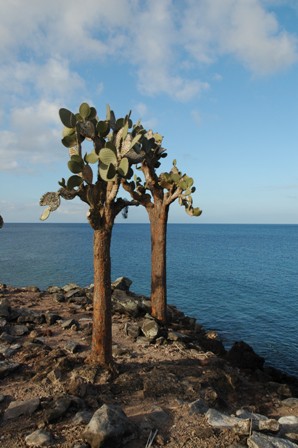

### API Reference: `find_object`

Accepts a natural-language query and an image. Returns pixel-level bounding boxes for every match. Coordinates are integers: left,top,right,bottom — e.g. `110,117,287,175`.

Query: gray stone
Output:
47,368,62,383
247,431,298,448
282,398,298,408
124,322,141,339
47,285,63,294
9,324,29,336
0,343,21,358
17,310,45,325
112,277,132,292
61,319,79,330
146,406,170,426
44,395,72,423
24,286,40,293
236,409,279,432
278,416,298,434
167,329,192,342
45,311,61,325
65,340,81,353
0,317,7,328
0,360,20,378
258,419,280,432
53,292,65,303
141,319,160,340
206,409,250,434
83,404,135,448
65,288,84,299
25,429,53,447
63,283,81,292
189,398,209,415
72,410,93,425
4,397,40,420
0,298,11,318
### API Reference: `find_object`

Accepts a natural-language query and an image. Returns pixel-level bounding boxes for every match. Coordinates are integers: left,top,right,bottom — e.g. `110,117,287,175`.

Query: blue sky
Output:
1,0,297,224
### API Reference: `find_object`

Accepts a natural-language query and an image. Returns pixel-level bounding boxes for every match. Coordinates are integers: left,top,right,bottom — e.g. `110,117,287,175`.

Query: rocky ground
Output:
0,279,298,448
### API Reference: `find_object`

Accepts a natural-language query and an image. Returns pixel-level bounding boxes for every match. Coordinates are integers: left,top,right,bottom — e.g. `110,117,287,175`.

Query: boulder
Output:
111,277,132,292
278,416,298,435
0,361,20,378
4,397,40,420
226,341,264,370
236,409,279,432
206,408,250,434
141,318,160,340
44,395,72,423
83,404,135,448
247,431,298,448
25,429,53,447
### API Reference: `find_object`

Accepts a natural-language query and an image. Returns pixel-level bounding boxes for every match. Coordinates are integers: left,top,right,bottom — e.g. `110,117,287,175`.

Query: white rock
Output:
247,431,298,448
25,429,53,447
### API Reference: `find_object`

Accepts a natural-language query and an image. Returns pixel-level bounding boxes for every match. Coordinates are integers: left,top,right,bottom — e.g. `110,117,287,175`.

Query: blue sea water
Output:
0,223,297,376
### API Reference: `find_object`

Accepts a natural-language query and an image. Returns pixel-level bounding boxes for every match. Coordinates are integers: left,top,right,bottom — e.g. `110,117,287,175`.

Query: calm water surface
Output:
1,223,297,376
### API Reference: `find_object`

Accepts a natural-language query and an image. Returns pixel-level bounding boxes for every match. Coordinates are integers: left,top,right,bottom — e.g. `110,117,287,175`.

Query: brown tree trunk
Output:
90,227,113,366
149,203,169,323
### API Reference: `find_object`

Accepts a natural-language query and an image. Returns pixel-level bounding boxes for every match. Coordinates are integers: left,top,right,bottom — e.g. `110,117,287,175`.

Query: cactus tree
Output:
40,103,150,367
122,130,202,323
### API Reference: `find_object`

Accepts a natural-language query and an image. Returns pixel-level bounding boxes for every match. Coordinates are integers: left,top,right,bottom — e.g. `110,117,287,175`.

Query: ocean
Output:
0,223,297,376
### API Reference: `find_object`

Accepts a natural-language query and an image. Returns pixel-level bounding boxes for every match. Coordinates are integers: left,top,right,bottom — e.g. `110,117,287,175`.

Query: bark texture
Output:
91,228,113,366
149,203,169,323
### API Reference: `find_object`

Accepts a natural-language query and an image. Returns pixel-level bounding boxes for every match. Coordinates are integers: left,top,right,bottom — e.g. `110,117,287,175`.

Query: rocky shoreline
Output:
0,279,298,447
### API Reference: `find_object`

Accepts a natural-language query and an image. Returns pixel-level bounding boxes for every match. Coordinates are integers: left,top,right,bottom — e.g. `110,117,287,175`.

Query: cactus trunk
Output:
91,228,113,366
149,203,169,323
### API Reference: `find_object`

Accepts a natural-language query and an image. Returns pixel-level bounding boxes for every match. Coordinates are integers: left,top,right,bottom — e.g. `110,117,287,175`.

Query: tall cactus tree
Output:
39,103,150,367
122,129,202,323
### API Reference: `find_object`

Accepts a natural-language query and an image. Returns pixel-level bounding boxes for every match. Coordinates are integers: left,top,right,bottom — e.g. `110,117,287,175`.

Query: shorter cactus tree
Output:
122,130,202,323
40,103,152,367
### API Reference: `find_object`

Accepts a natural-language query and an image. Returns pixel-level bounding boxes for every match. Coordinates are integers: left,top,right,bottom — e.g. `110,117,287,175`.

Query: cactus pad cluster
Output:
39,102,201,222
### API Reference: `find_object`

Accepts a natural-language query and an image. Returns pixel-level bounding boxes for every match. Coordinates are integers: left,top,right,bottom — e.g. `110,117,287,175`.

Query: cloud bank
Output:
0,0,297,170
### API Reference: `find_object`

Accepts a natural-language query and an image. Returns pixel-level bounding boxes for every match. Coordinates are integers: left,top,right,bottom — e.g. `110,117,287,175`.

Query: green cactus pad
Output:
68,155,84,174
115,118,124,130
82,165,93,184
59,108,77,128
85,151,99,164
61,134,77,148
192,207,202,216
99,163,117,182
79,103,91,119
99,147,117,165
67,175,83,190
88,106,97,120
117,157,129,177
62,126,76,137
96,120,110,137
40,207,51,221
178,180,188,191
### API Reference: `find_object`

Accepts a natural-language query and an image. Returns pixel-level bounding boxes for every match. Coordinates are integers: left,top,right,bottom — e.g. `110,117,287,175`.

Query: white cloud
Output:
181,0,298,75
0,0,296,175
0,100,63,172
0,0,297,109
